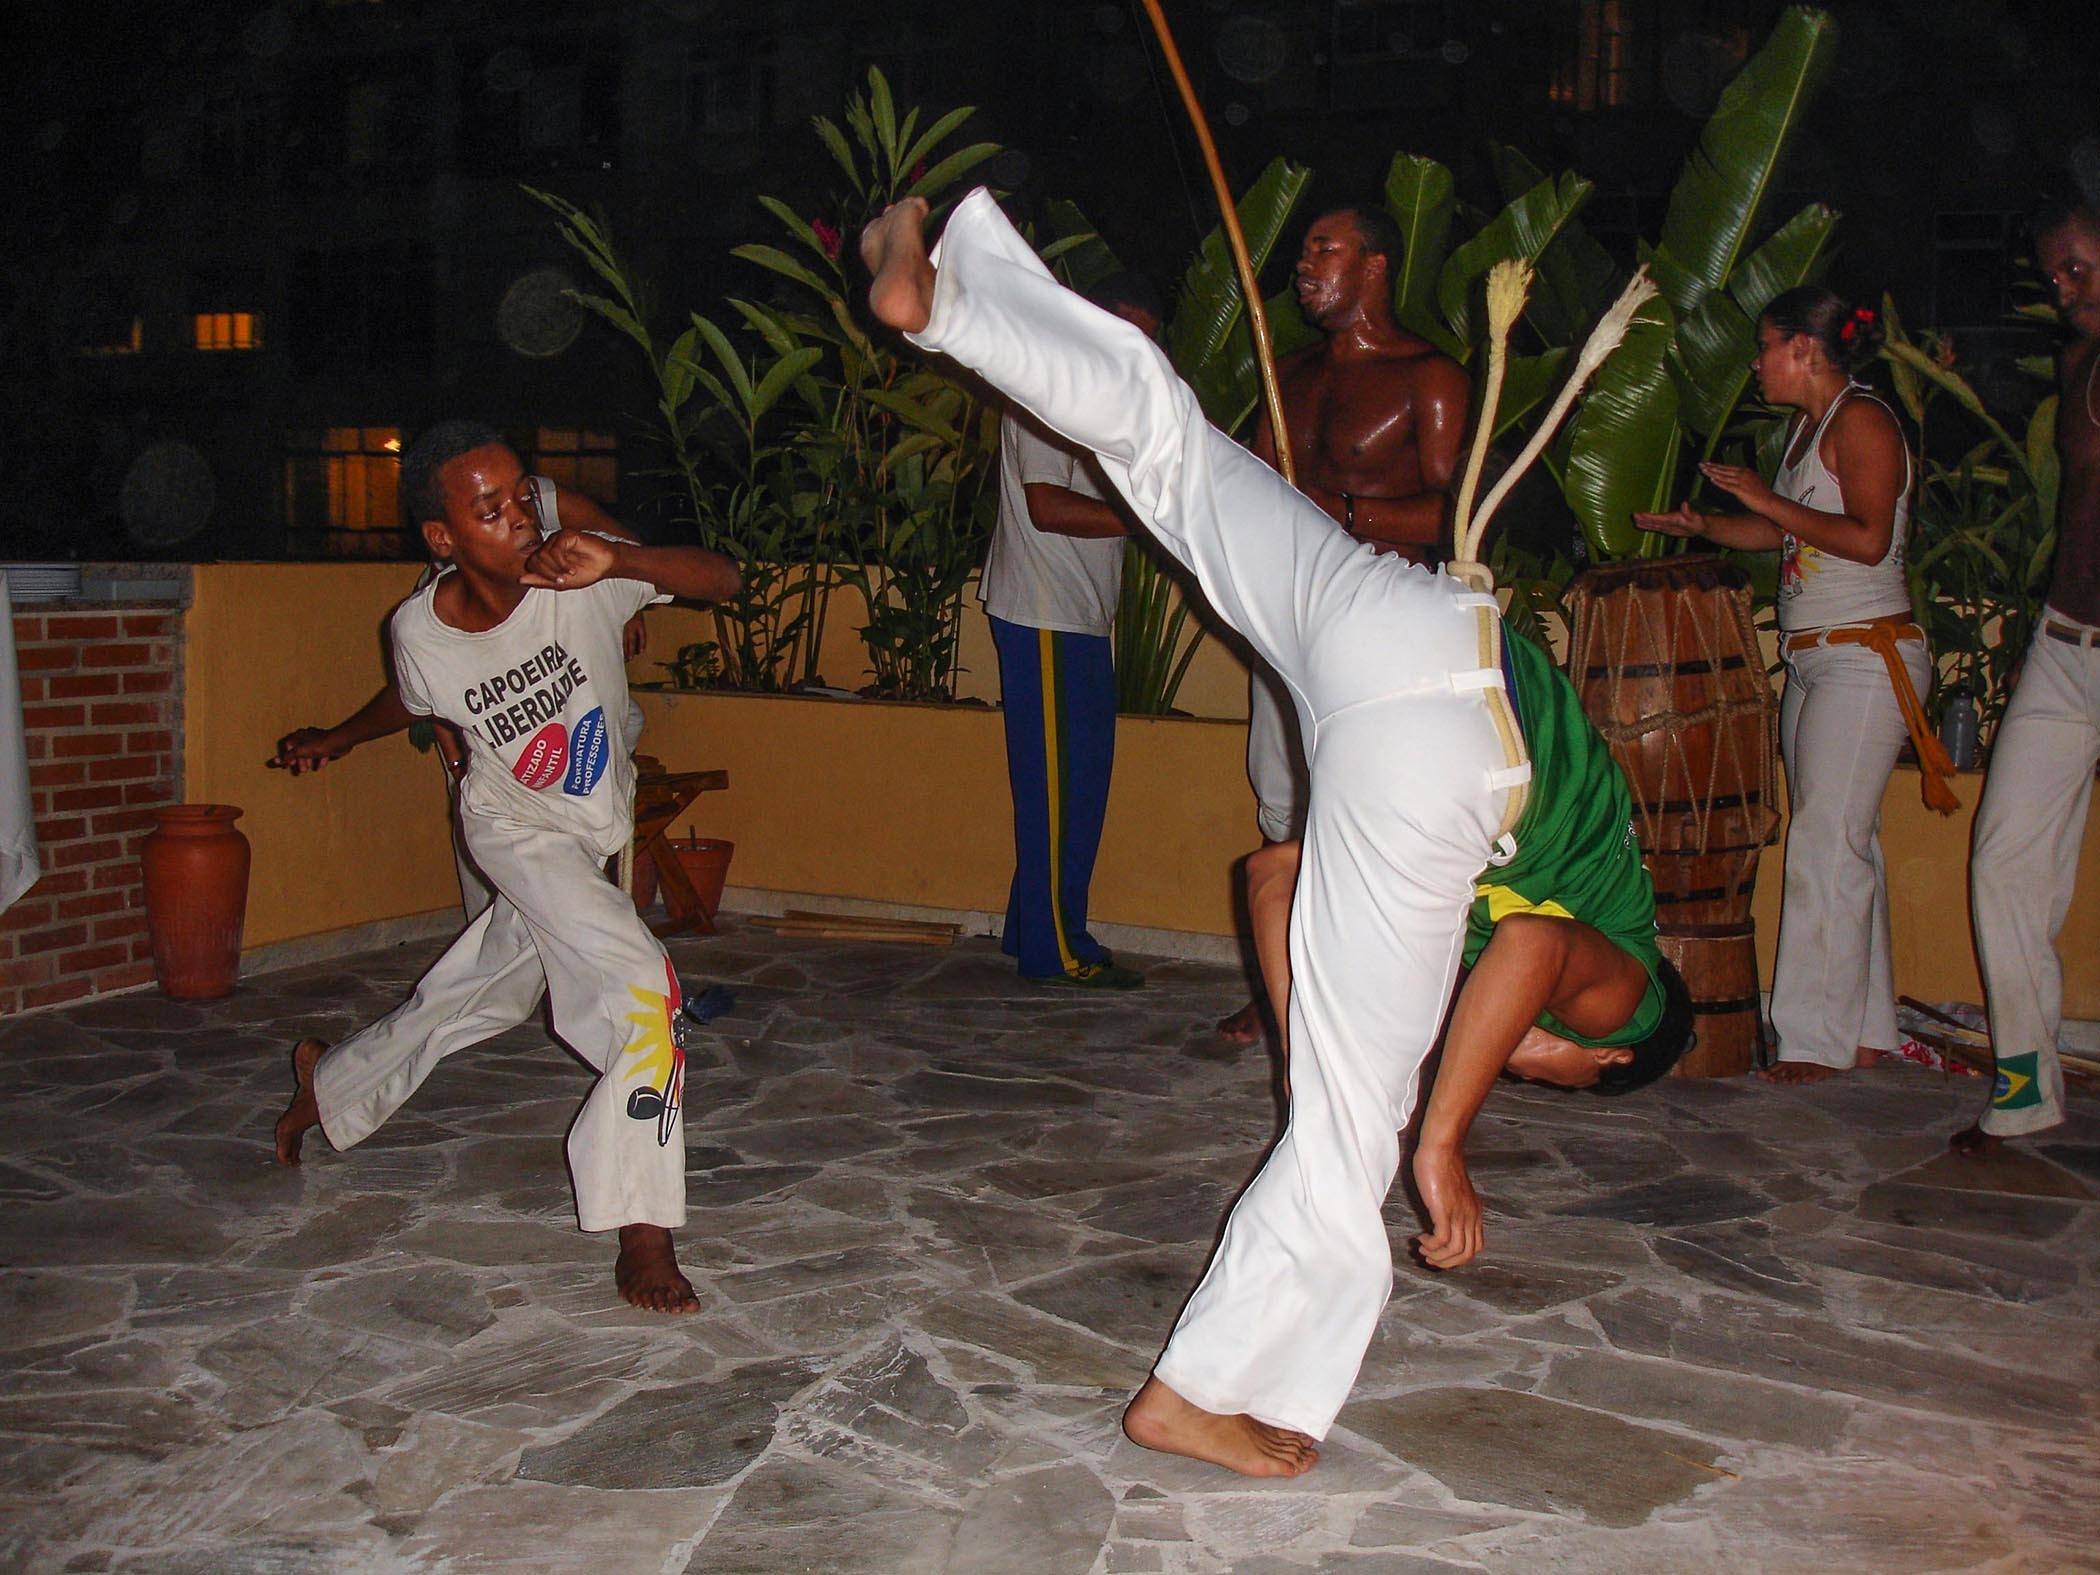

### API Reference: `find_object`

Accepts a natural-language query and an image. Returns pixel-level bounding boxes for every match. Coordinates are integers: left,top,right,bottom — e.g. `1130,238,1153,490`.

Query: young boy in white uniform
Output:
863,192,1686,1478
274,423,740,1312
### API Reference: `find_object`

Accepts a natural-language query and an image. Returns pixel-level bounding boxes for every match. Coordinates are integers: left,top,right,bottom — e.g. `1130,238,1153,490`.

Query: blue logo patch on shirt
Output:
563,707,609,796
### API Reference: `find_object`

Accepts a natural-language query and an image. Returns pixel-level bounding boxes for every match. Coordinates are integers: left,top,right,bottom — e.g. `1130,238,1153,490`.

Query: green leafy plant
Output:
526,185,827,692
1882,302,2059,746
732,67,1003,702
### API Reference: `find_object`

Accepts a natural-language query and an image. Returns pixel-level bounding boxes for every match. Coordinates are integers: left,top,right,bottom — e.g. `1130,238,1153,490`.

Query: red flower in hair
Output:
1839,306,1876,345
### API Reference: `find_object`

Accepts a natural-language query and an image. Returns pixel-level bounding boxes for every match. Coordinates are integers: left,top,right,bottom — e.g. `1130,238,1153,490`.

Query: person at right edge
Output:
1638,286,1947,1086
1950,197,2100,1153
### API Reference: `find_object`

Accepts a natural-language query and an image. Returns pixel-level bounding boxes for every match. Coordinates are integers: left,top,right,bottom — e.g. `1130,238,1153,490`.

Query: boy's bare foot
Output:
1949,1123,2003,1158
862,198,936,333
615,1224,700,1314
274,1038,326,1165
1122,1377,1319,1478
1216,999,1266,1046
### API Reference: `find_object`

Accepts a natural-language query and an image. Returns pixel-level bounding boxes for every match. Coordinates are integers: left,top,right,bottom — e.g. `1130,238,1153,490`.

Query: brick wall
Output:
3,607,183,1014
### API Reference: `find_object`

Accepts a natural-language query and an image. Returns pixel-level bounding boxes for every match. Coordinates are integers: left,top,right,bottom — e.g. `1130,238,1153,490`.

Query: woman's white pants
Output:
1769,634,1930,1069
913,190,1526,1438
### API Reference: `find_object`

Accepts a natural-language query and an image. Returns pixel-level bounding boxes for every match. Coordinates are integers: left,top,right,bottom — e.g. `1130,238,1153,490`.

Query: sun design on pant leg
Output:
620,957,685,1147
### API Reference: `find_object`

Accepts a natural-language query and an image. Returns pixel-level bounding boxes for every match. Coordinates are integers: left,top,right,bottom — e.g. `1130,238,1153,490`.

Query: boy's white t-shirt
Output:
391,571,665,859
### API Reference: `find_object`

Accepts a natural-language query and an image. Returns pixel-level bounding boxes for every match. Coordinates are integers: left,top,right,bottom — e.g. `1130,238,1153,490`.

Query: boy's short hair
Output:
1589,957,1694,1097
402,420,507,528
2030,192,2100,247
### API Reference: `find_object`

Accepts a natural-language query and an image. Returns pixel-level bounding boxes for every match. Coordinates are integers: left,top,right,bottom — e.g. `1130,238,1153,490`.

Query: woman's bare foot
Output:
1215,999,1267,1046
1122,1377,1319,1478
273,1038,326,1165
615,1224,700,1314
861,198,935,332
1949,1123,2003,1159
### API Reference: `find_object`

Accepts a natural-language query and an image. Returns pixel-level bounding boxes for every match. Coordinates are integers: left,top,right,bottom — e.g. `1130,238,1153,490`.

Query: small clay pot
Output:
141,804,251,999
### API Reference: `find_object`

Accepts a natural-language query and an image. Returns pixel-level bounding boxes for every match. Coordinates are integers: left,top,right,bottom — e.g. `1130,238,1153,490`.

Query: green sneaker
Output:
1035,960,1146,990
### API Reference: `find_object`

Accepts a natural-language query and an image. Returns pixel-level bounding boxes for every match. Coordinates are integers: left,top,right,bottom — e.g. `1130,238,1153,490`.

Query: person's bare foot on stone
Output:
615,1223,700,1314
1216,999,1267,1047
274,1037,326,1165
1949,1122,2003,1159
862,198,935,333
1122,1376,1319,1478
1761,1044,1881,1085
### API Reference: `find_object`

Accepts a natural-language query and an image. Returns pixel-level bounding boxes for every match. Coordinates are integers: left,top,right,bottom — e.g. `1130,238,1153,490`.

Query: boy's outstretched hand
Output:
522,529,619,591
270,727,346,775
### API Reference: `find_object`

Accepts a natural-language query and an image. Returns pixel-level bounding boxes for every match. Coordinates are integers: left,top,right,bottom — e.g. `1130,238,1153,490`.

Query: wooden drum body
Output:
1564,556,1780,1077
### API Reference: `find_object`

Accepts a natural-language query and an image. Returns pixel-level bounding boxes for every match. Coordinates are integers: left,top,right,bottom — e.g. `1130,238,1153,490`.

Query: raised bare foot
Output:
1122,1376,1319,1478
1759,1059,1843,1085
862,198,935,332
1949,1122,2003,1159
274,1038,326,1165
1215,999,1267,1047
615,1223,700,1314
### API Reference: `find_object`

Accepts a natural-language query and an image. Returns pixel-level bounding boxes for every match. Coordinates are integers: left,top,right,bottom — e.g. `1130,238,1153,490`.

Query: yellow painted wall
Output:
183,564,460,947
183,562,2100,1016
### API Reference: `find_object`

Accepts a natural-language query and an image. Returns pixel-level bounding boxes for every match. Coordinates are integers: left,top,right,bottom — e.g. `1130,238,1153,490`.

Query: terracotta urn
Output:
140,804,251,999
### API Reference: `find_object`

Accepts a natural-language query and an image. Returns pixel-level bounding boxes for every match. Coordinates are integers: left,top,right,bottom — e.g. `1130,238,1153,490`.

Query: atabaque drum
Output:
1564,555,1780,1076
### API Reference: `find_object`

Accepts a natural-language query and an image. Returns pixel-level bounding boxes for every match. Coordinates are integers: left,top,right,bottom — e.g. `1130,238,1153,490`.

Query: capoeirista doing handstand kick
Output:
862,190,1689,1481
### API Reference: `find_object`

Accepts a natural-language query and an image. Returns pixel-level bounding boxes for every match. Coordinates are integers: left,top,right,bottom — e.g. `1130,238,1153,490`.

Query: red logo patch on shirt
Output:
512,722,569,790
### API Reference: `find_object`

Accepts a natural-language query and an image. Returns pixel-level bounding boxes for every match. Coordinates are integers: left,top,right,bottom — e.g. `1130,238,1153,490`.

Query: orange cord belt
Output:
1784,621,1960,815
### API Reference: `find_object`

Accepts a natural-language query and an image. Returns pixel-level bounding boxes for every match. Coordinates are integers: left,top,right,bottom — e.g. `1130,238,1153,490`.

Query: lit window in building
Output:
530,428,618,505
194,312,263,351
283,427,406,556
1550,0,1635,111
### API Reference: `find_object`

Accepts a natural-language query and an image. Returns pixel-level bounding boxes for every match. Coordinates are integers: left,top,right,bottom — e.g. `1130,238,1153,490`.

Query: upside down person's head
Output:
1501,959,1695,1095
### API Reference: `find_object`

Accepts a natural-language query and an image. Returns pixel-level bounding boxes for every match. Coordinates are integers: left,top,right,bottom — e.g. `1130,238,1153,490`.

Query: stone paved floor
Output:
2,924,2097,1573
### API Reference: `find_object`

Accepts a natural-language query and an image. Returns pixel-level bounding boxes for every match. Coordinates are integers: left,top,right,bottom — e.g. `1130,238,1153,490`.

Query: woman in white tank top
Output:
1638,287,1938,1086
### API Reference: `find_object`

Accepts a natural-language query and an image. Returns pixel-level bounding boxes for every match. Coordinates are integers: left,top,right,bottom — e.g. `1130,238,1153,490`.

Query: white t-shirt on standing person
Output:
980,409,1125,637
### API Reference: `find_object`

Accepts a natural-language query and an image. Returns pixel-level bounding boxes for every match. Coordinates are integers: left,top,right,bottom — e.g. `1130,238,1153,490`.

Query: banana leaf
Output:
1561,292,1682,559
1435,172,1594,352
1675,201,1837,440
1209,284,1324,438
2028,394,2060,529
1382,153,1456,348
1647,6,1838,316
1495,350,1571,441
1165,157,1314,429
1043,199,1122,292
1487,145,1617,349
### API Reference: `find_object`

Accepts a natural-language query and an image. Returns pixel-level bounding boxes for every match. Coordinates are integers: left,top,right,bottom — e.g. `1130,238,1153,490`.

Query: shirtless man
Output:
862,191,1687,1478
1220,206,1471,1043
1955,197,2100,1155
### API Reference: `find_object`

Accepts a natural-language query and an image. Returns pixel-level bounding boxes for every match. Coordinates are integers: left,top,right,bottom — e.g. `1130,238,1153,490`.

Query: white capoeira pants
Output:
314,809,688,1233
1247,665,1308,843
1969,613,2100,1136
913,189,1530,1438
1768,632,1931,1069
